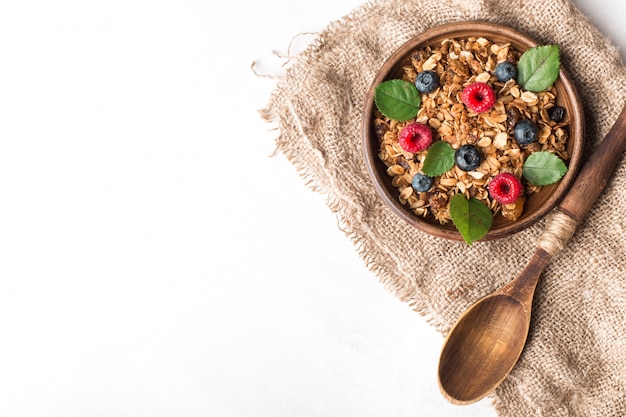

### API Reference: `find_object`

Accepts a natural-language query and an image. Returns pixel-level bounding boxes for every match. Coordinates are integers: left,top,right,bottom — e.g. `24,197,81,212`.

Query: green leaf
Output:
522,151,568,185
422,141,455,176
374,79,421,121
516,45,560,92
449,194,493,245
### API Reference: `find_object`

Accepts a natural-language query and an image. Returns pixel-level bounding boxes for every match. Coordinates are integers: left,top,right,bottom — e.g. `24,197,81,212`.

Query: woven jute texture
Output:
261,0,626,415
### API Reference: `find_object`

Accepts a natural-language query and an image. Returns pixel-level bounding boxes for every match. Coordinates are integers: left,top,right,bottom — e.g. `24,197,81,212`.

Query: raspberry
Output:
488,172,523,205
461,82,496,113
398,122,432,153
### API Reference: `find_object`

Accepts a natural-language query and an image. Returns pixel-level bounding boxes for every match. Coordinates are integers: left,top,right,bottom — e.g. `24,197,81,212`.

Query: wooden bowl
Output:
361,21,584,241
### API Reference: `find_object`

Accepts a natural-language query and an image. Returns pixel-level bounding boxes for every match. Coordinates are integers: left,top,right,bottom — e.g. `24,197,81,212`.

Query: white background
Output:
0,1,623,416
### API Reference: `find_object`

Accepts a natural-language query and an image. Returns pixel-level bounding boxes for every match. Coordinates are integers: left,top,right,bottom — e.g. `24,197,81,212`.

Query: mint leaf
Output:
516,45,560,92
422,141,455,176
374,79,421,121
522,151,568,185
450,194,493,245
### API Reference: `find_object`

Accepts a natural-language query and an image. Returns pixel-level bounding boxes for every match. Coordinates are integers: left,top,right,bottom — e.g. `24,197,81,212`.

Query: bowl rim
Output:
361,20,584,241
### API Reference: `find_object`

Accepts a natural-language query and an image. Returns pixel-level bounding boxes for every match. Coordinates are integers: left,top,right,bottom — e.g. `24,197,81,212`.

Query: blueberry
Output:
513,119,538,145
411,173,434,192
414,70,439,94
454,144,482,171
494,62,518,83
548,106,565,122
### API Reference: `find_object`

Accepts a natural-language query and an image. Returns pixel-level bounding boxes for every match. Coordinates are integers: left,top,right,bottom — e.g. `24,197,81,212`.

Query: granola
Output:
374,37,570,224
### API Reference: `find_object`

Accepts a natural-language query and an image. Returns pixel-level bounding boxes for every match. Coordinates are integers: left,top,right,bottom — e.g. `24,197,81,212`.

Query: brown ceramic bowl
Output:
361,21,584,241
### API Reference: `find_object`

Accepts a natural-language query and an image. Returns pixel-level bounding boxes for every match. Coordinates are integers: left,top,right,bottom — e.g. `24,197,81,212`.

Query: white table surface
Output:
0,1,623,416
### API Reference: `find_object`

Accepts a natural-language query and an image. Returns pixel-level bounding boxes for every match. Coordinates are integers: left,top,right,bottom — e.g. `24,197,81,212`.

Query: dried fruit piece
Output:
548,105,565,122
398,122,433,153
488,172,523,204
396,154,411,170
506,107,521,131
501,197,526,221
428,188,448,211
461,82,496,113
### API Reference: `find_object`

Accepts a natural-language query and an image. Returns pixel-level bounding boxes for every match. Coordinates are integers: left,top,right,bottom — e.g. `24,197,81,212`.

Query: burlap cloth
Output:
261,0,626,415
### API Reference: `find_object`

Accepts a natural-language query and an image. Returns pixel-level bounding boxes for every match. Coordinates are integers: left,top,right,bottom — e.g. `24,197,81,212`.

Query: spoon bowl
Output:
438,294,529,404
437,247,550,404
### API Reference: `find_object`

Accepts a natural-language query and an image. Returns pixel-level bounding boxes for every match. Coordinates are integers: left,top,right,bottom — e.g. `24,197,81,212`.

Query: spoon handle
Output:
535,103,626,258
558,103,626,222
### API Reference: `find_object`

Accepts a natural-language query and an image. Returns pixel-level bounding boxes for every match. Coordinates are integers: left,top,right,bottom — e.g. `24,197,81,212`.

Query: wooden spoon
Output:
437,102,626,405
